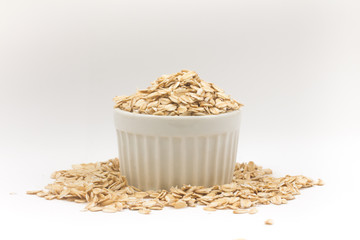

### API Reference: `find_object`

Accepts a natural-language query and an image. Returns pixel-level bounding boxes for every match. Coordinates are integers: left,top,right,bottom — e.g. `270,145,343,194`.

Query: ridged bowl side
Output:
116,129,239,190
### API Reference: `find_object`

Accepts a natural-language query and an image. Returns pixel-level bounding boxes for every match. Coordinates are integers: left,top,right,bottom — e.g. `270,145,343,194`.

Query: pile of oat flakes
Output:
27,158,324,214
113,70,243,116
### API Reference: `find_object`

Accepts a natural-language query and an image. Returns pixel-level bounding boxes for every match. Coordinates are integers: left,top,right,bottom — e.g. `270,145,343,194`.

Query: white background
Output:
1,0,359,239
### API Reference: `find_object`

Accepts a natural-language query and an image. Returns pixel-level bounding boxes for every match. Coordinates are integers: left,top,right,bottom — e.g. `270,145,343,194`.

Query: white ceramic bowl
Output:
114,109,241,190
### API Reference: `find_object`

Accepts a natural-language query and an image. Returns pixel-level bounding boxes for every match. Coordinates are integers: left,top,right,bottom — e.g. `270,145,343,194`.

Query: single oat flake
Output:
113,70,243,116
27,158,323,215
265,219,274,225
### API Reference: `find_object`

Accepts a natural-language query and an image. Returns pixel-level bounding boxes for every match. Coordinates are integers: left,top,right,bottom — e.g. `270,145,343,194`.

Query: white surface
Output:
1,0,359,240
114,109,241,190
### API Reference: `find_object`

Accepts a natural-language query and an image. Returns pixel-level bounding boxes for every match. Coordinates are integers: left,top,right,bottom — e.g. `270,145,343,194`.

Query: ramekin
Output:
114,109,241,190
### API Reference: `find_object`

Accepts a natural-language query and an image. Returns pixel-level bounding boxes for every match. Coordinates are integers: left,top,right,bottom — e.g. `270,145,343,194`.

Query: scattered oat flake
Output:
316,179,325,186
89,206,103,212
174,200,187,209
203,207,216,211
26,190,42,195
233,209,248,214
102,205,117,213
265,219,274,225
248,208,258,214
138,208,151,215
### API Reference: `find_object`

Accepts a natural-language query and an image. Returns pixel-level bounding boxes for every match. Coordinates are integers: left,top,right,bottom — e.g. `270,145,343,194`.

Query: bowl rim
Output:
114,108,241,120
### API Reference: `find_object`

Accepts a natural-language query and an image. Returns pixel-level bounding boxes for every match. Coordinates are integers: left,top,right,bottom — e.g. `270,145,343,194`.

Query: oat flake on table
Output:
113,70,243,116
27,158,323,214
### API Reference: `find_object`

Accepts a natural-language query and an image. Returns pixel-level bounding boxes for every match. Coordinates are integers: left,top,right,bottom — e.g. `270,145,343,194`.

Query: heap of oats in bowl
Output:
113,70,243,116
